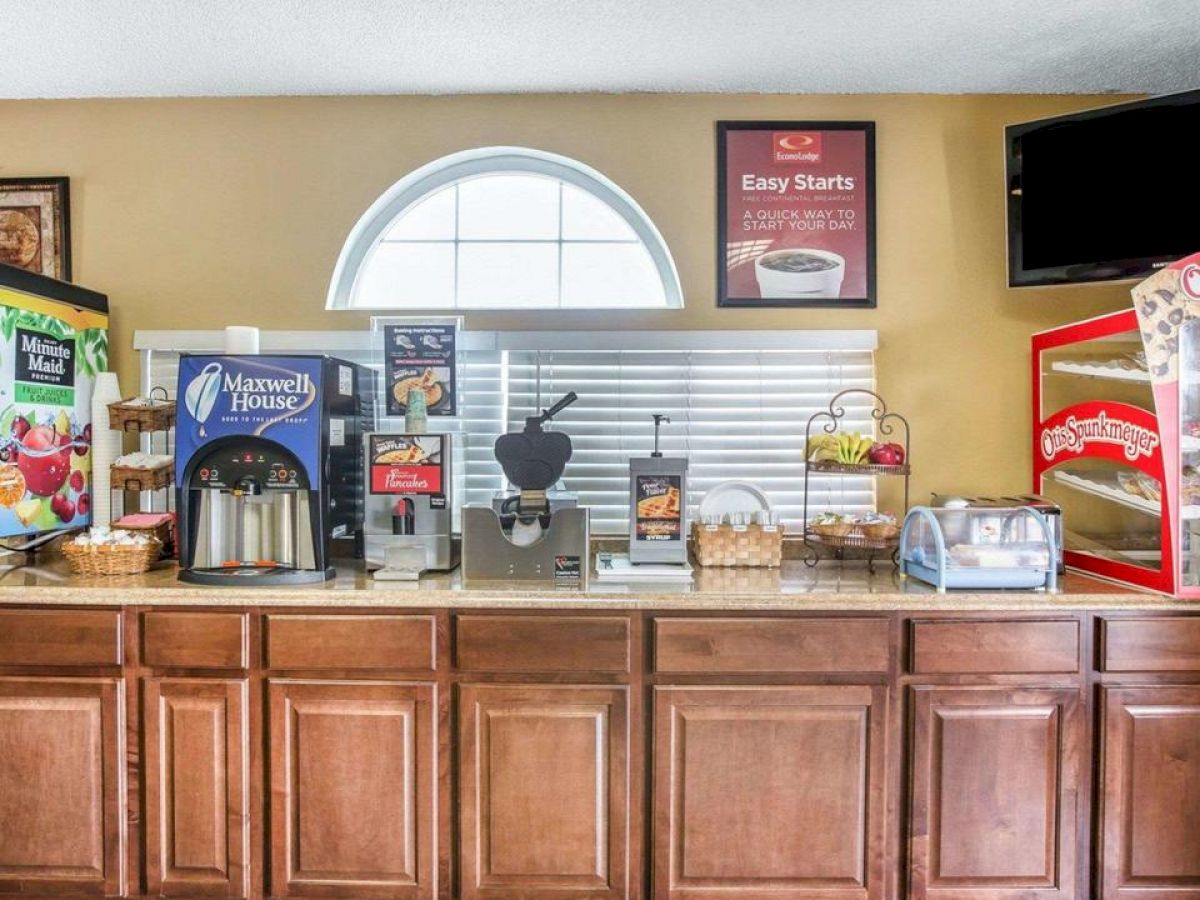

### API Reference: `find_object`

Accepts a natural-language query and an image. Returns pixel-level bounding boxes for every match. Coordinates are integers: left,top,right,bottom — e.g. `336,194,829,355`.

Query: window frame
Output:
326,146,684,311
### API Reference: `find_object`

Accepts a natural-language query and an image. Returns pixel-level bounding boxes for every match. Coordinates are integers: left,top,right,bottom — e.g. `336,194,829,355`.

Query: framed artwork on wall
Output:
0,177,71,281
717,121,875,308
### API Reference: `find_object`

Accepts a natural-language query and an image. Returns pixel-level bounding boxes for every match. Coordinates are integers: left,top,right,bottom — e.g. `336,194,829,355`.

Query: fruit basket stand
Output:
801,389,911,571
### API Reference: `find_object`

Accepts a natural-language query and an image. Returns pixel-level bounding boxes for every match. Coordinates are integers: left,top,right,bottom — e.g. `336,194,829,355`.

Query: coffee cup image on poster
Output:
0,276,108,538
719,124,875,305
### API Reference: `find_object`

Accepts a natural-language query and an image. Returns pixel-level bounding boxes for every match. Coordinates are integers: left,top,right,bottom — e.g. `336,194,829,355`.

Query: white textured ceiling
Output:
2,0,1196,99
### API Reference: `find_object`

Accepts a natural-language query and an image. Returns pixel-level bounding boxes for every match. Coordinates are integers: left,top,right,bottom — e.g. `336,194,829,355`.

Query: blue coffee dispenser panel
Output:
176,355,326,489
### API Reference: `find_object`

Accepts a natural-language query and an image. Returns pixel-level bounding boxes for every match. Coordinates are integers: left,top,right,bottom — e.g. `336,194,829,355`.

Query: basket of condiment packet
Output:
858,513,900,541
809,512,857,538
110,452,174,491
62,527,162,575
692,518,784,568
108,386,176,433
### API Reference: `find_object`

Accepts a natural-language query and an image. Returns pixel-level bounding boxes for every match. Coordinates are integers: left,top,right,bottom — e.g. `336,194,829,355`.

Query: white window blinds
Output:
136,330,876,533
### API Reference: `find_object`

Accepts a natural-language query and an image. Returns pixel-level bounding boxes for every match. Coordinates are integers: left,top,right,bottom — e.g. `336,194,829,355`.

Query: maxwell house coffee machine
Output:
175,354,374,585
462,392,590,585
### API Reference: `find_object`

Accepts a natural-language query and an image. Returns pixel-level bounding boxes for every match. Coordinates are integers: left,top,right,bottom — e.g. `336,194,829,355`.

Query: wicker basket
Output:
108,387,176,433
110,461,173,492
860,522,900,541
62,538,162,575
810,522,856,538
692,522,784,568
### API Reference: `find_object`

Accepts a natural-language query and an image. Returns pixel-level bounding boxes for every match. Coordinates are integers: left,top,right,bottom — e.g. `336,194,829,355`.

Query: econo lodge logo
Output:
773,132,822,164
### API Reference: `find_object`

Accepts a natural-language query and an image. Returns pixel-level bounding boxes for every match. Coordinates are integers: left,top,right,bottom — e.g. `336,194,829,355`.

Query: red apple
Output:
17,425,73,496
868,443,901,466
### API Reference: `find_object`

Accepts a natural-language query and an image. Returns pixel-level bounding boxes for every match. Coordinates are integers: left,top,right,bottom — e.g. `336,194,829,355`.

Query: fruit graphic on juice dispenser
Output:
0,265,108,538
18,423,73,496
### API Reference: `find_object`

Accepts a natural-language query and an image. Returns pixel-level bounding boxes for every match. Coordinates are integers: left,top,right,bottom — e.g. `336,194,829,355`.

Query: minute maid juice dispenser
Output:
0,265,108,542
175,354,374,585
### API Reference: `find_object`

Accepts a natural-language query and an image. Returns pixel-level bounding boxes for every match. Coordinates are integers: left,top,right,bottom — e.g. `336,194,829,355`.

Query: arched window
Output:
327,147,682,310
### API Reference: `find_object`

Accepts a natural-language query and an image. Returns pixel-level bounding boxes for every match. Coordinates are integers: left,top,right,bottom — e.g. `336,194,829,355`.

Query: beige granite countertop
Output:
0,553,1194,611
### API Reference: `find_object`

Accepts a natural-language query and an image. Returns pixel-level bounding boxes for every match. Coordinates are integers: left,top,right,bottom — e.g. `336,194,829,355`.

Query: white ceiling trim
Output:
2,0,1195,99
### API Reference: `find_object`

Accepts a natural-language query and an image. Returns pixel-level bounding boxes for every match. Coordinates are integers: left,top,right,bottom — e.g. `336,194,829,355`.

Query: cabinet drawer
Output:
0,609,122,667
654,617,890,674
143,612,248,669
1101,617,1200,671
264,614,436,671
910,619,1080,674
455,615,630,673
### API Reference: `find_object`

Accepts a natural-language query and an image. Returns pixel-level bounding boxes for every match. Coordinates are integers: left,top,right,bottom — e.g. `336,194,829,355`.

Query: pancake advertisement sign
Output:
717,121,876,308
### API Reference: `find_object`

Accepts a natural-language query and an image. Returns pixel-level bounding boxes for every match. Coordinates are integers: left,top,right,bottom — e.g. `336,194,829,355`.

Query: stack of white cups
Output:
224,326,260,354
89,372,122,527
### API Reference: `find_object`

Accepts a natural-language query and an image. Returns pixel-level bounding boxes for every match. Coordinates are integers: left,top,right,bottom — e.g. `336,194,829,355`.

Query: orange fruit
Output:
0,464,27,508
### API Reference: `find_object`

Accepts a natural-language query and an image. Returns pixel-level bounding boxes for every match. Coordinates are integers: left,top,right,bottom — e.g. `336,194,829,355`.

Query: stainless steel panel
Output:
461,505,589,585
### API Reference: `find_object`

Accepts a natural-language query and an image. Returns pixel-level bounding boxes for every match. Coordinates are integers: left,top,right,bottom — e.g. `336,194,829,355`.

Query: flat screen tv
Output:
1006,89,1200,288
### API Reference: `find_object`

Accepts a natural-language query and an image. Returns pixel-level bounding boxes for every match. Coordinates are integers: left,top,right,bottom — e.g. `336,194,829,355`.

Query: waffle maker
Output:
462,392,590,586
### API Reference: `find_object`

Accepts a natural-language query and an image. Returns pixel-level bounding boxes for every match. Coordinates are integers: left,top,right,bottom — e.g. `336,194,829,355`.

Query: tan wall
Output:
0,93,1133,503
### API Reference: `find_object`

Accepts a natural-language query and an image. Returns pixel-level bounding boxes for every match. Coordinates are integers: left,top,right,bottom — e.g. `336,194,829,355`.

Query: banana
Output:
829,432,875,464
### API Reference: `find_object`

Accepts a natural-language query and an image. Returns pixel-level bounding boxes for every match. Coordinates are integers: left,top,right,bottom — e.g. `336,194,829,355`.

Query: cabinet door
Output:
909,687,1081,900
0,677,125,896
268,680,435,900
144,679,248,898
1100,686,1200,900
653,685,887,900
458,684,629,900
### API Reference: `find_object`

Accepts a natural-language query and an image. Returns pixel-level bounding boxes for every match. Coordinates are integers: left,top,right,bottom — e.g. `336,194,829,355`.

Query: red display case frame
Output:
1032,308,1176,594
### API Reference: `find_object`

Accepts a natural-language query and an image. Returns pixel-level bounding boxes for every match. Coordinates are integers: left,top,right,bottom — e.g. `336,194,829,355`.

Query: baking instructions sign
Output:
383,322,457,418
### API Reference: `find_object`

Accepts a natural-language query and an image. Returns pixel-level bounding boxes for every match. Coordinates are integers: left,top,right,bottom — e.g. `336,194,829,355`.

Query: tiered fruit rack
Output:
802,388,910,570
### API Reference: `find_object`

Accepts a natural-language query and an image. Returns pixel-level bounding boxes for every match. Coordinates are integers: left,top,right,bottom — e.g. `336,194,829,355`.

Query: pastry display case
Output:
1032,251,1200,596
899,505,1057,591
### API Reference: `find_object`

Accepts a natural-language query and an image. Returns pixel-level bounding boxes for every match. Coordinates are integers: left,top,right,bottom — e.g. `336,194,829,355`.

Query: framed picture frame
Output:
0,177,71,281
717,121,875,308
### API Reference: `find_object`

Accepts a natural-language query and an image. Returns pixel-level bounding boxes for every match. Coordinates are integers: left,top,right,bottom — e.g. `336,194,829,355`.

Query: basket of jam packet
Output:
858,512,900,541
62,526,162,576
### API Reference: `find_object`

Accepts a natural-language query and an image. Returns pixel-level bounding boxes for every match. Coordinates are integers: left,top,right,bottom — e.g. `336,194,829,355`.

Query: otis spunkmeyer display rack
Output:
1032,250,1200,597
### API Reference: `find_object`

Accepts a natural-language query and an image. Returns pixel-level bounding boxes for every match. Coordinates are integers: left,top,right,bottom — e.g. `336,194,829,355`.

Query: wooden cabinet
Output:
1099,685,1200,900
144,678,248,898
909,686,1082,900
652,684,887,900
0,677,125,896
267,680,436,899
458,684,629,900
